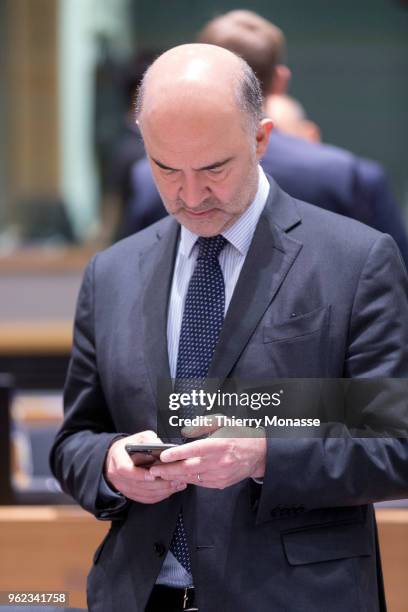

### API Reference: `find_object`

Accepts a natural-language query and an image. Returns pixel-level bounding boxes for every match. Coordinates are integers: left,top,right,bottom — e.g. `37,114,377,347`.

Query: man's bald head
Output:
134,44,273,237
135,43,263,135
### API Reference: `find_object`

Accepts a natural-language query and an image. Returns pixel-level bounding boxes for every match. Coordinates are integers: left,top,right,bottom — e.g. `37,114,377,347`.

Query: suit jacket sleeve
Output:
353,158,408,268
49,256,129,519
255,233,408,525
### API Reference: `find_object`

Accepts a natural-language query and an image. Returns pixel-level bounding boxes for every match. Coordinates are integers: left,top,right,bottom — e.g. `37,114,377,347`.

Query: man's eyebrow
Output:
196,157,234,171
151,157,234,172
151,158,179,171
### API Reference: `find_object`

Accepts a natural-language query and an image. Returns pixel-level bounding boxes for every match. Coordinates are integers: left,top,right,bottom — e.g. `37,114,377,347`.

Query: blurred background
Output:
0,0,407,609
0,0,407,249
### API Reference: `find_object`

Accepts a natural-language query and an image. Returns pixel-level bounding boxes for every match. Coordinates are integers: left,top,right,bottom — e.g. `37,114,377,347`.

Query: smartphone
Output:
125,443,179,464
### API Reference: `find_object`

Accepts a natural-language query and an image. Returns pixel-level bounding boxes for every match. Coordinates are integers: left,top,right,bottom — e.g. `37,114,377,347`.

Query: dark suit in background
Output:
120,129,408,267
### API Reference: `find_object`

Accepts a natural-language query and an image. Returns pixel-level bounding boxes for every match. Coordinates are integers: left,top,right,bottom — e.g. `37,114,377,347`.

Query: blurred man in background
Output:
98,51,161,243
122,10,408,267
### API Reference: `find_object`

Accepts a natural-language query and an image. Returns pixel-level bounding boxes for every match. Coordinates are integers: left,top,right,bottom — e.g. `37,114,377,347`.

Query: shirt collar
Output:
179,166,270,258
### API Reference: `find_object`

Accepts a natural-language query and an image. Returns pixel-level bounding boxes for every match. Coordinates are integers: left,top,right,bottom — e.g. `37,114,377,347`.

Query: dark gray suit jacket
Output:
50,178,408,612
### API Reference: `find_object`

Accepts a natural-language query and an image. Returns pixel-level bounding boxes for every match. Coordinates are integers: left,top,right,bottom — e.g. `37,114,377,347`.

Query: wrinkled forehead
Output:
142,82,237,124
139,68,249,141
139,92,250,168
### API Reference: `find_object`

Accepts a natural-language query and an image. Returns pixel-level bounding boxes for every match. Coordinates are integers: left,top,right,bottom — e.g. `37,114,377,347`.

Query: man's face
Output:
139,101,270,237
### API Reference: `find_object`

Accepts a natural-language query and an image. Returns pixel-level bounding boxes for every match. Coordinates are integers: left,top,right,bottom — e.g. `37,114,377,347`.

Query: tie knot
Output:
197,235,227,260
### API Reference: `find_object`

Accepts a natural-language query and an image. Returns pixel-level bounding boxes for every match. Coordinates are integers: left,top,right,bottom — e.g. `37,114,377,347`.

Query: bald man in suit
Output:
51,44,408,612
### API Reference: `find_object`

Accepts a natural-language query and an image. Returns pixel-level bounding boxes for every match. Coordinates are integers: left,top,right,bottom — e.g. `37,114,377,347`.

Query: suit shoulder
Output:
263,132,359,206
289,197,406,283
93,216,174,267
294,197,384,249
354,156,388,188
266,130,356,171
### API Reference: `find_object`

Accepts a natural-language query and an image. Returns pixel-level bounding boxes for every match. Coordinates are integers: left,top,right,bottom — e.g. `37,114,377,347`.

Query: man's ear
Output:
271,65,291,95
255,118,274,159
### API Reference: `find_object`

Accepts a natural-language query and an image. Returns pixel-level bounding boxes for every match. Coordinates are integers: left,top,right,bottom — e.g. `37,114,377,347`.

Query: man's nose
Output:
179,174,209,208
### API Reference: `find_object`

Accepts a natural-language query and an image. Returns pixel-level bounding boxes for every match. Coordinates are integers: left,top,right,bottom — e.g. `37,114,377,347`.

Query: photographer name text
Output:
168,415,321,428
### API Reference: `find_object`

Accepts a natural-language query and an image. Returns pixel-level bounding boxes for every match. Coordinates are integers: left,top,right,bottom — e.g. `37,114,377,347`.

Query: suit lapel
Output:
141,218,179,400
140,180,303,397
208,181,303,382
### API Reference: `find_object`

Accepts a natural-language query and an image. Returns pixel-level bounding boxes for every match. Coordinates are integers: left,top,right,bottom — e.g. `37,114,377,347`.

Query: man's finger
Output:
127,430,162,443
116,465,157,481
117,477,187,496
125,486,185,504
181,413,224,438
149,456,208,480
159,438,221,464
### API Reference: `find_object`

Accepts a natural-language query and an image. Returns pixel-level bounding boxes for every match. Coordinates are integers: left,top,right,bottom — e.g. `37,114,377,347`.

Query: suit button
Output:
154,542,166,557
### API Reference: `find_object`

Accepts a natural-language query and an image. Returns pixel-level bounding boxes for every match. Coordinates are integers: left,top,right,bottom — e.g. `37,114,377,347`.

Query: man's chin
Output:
176,210,228,236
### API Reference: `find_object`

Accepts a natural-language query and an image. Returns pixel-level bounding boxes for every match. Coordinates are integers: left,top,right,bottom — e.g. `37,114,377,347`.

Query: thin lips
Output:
184,209,214,216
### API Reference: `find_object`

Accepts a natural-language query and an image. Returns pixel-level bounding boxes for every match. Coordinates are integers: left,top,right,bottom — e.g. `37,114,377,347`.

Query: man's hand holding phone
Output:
104,431,186,504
